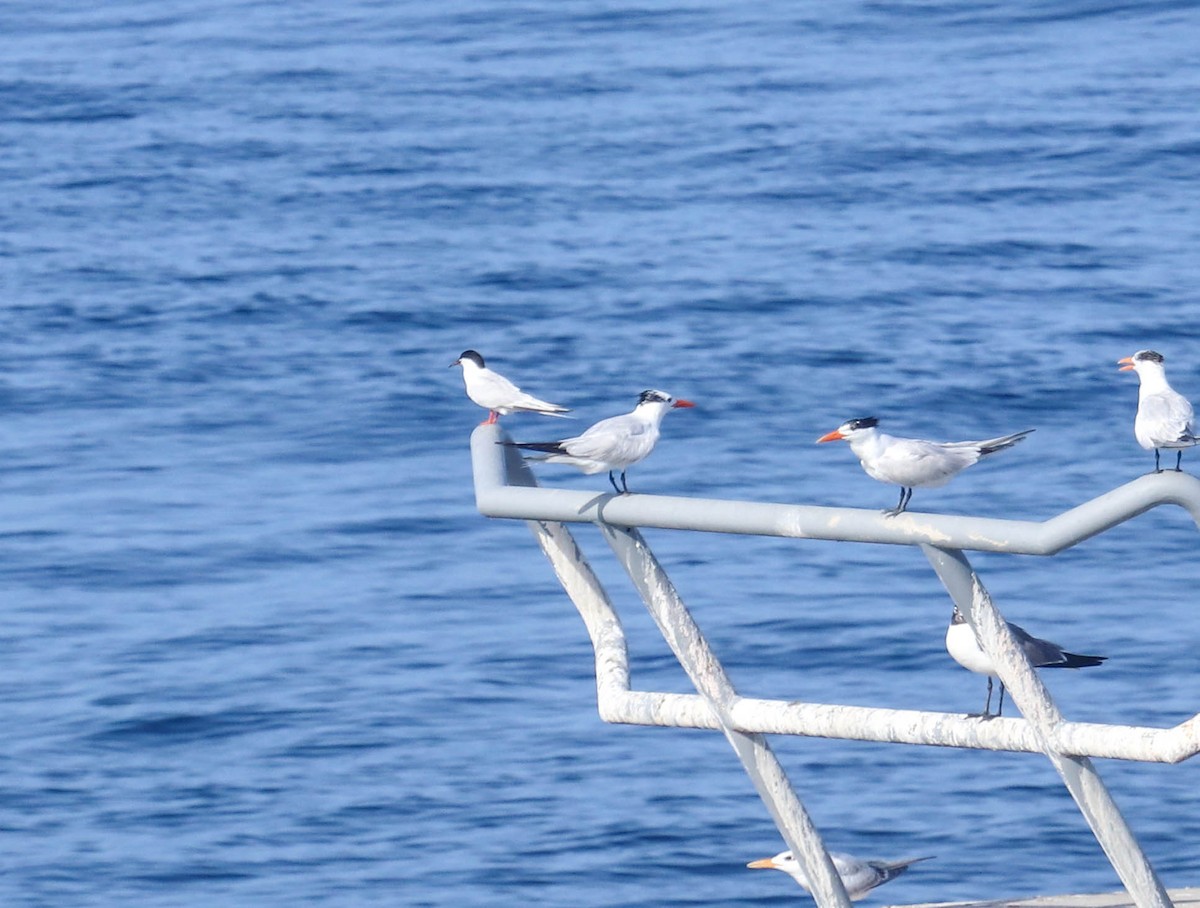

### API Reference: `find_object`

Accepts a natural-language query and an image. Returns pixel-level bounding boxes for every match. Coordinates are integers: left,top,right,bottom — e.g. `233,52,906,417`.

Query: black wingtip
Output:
1062,653,1107,669
978,429,1036,456
501,441,567,454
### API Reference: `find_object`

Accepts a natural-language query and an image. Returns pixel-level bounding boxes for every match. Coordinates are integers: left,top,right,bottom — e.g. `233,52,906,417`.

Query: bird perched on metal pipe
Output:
816,417,1034,515
1118,349,1198,472
450,349,570,424
502,389,693,494
945,606,1107,718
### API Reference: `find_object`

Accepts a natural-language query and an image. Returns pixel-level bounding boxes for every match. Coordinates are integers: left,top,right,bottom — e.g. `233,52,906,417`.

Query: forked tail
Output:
977,428,1036,456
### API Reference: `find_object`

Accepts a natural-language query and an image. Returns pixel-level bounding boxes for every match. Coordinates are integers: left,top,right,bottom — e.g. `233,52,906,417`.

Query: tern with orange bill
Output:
503,389,693,494
1118,349,1198,472
816,417,1034,515
746,849,933,900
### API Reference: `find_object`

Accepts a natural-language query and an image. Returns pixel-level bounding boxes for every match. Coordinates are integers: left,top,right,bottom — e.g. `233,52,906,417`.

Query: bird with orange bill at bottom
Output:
746,849,934,900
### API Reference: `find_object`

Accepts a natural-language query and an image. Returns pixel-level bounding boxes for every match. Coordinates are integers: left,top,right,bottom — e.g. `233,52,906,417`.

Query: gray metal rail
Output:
470,424,1199,908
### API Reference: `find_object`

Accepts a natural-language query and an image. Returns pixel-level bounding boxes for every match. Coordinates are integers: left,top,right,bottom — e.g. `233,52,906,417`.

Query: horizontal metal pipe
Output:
480,427,1200,764
472,425,1200,555
593,688,1200,764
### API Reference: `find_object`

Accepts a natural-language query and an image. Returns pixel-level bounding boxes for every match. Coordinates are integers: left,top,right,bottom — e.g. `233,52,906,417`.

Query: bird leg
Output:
485,411,499,425
619,470,630,494
996,682,1006,717
883,487,912,517
1154,449,1161,473
968,677,998,720
1176,450,1183,472
608,471,623,494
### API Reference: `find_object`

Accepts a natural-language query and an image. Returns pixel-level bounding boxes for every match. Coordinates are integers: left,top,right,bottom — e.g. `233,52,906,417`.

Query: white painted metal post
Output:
922,544,1172,908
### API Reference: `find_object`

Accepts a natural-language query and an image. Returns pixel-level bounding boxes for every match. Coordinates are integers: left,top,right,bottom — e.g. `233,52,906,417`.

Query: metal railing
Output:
470,423,1200,908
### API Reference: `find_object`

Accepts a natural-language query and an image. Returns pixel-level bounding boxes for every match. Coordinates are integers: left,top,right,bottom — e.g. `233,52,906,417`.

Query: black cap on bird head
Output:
846,416,879,430
635,389,696,409
638,389,672,404
454,350,485,367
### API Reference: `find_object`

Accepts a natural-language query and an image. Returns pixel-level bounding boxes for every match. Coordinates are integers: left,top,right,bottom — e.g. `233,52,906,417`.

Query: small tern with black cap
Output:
502,389,693,494
817,417,1034,515
451,349,570,424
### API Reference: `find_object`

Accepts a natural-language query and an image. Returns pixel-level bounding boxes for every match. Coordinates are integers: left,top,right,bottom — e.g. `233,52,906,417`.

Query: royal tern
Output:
450,349,570,424
1118,349,1198,472
945,606,1106,718
746,850,933,900
502,389,694,494
816,417,1035,515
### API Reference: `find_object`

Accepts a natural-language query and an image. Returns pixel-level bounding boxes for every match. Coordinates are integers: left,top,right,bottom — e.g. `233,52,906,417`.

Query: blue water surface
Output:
2,1,1199,905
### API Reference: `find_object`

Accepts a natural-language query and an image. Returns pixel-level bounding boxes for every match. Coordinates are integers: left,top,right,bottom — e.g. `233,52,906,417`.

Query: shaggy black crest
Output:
1135,350,1164,364
847,416,879,430
638,389,671,404
457,350,485,366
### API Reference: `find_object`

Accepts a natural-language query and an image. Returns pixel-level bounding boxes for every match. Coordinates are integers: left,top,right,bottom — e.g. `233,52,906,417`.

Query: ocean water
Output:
2,1,1200,905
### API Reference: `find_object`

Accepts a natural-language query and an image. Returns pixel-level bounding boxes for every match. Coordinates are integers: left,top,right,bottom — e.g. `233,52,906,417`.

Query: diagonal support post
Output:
599,523,853,908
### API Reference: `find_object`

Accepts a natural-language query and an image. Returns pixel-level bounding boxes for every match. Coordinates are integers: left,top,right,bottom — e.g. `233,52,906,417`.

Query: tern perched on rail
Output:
816,417,1035,515
450,349,570,424
1118,349,1198,472
746,850,933,900
945,606,1106,718
502,389,693,494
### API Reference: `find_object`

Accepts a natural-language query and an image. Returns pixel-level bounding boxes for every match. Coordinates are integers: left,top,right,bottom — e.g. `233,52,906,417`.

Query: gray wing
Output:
1142,391,1196,446
861,856,935,891
1008,621,1069,666
560,413,649,461
873,439,979,486
1005,620,1106,669
469,368,521,406
483,370,569,414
